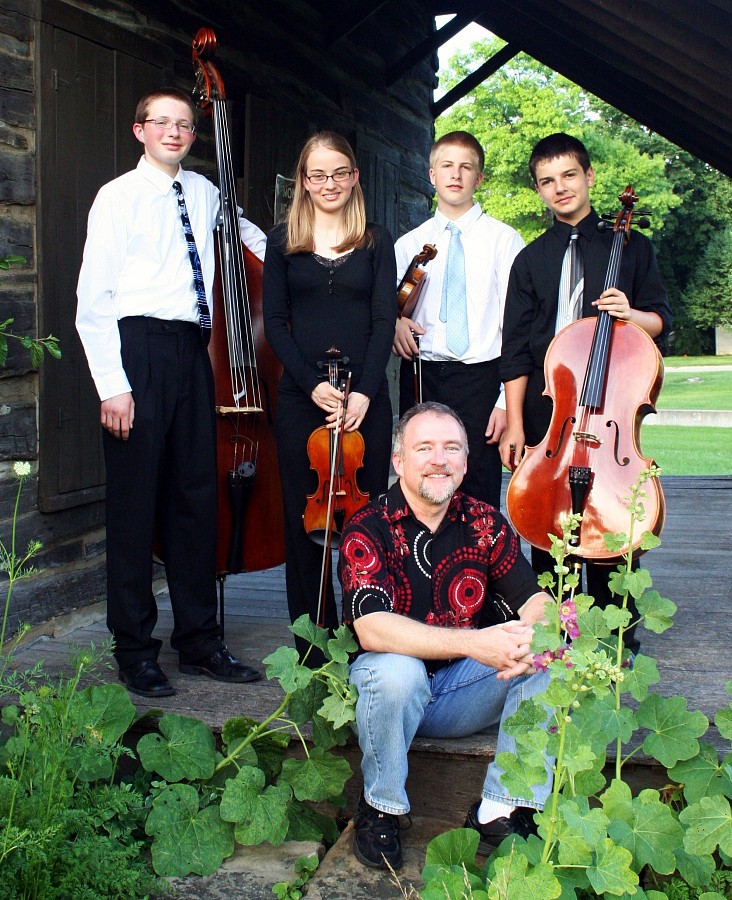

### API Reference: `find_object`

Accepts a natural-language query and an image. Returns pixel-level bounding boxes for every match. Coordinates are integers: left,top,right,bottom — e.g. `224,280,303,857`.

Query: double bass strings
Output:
212,98,262,415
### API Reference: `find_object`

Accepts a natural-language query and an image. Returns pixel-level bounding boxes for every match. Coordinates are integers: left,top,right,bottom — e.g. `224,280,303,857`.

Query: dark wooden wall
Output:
0,0,437,629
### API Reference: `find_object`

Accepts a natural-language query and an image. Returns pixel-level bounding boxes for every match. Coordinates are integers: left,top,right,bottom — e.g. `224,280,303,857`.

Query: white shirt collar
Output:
434,201,483,235
136,155,183,195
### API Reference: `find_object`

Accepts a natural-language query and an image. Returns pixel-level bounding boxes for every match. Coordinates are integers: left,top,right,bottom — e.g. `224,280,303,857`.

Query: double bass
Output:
506,186,665,560
192,29,285,582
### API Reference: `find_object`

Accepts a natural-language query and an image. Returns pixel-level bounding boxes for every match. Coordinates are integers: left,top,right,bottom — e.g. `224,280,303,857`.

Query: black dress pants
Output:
400,357,503,508
103,316,222,669
275,382,393,661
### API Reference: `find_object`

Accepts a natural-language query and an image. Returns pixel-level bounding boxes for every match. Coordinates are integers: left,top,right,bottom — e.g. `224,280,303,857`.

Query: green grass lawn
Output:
657,370,732,410
641,425,732,476
664,355,732,368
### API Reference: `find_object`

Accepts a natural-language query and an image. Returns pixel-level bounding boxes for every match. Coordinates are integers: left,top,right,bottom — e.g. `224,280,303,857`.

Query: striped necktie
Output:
555,226,584,333
439,221,469,357
173,180,211,332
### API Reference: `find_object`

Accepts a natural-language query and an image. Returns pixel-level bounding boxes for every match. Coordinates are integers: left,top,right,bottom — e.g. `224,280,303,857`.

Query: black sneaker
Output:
353,795,403,870
464,802,538,855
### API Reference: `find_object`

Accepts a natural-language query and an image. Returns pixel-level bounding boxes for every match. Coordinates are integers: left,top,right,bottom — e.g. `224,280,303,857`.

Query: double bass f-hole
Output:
302,346,369,627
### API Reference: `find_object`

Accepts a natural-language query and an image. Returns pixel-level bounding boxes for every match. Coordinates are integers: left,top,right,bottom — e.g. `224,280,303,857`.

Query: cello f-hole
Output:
606,420,630,466
545,416,575,459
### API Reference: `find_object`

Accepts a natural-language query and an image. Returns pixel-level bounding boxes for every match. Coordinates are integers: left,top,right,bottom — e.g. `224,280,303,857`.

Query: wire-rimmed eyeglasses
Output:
304,169,353,185
143,117,196,134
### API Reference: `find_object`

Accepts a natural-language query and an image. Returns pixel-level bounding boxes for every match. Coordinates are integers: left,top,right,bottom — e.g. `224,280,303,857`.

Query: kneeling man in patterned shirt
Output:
338,401,554,870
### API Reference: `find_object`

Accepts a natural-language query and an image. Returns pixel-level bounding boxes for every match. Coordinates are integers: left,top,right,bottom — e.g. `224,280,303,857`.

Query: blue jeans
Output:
349,652,553,816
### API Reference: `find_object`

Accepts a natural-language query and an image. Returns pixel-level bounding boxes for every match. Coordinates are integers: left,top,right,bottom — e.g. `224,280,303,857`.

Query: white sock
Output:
477,798,515,824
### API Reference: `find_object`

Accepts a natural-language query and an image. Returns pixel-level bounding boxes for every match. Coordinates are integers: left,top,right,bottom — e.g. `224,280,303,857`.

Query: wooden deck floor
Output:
9,475,731,761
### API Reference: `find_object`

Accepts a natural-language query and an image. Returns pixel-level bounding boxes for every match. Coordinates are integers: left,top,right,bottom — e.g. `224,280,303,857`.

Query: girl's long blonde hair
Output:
286,131,372,255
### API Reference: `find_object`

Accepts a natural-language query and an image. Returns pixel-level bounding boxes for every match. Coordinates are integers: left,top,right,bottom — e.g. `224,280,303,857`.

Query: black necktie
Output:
173,181,211,331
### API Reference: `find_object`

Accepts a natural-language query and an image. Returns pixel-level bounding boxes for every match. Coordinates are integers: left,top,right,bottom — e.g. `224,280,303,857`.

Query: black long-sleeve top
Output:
262,223,397,398
500,209,672,384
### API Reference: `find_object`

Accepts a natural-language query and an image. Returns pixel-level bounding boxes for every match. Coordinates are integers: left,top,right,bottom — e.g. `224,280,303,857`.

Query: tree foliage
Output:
435,38,732,347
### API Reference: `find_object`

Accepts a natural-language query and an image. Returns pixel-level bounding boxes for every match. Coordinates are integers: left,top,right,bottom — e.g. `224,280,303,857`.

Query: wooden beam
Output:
431,42,518,117
386,10,478,85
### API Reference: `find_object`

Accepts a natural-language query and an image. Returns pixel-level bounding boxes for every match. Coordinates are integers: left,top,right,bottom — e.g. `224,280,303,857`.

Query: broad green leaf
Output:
623,653,659,702
503,692,549,735
679,795,732,856
219,765,292,845
586,838,638,896
673,844,716,889
602,605,632,631
488,853,562,900
286,798,339,844
608,567,652,600
575,605,611,643
422,868,487,899
424,827,479,868
290,614,329,653
638,693,709,767
326,625,357,662
74,682,137,744
559,722,597,777
279,748,352,801
288,674,328,725
600,778,634,824
715,704,732,740
29,343,43,368
669,742,732,804
591,701,636,745
137,712,217,781
607,789,683,873
636,589,676,633
0,335,7,366
531,620,563,654
496,751,549,799
318,685,356,730
639,531,661,551
146,782,234,876
263,645,313,693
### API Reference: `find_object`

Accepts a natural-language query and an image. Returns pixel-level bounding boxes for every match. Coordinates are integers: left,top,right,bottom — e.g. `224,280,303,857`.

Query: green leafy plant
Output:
139,616,357,877
1,460,357,895
419,469,732,899
0,255,61,367
273,852,321,899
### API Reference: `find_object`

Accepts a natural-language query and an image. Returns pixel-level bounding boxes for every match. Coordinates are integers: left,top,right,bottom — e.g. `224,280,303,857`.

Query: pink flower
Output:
533,650,555,672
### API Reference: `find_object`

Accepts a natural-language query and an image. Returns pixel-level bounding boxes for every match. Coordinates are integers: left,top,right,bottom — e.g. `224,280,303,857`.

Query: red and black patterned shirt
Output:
339,482,540,651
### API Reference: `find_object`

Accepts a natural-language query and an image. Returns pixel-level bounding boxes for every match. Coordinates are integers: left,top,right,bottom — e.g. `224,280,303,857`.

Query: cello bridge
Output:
573,431,602,446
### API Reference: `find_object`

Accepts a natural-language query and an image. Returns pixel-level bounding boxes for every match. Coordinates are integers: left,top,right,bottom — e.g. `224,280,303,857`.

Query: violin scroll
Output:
397,243,437,319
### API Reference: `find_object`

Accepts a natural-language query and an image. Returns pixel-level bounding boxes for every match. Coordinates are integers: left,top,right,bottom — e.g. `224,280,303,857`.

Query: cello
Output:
191,29,285,582
506,186,665,560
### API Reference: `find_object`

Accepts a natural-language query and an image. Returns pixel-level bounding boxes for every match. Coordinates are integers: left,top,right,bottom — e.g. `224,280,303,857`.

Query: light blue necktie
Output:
439,221,469,357
173,180,211,332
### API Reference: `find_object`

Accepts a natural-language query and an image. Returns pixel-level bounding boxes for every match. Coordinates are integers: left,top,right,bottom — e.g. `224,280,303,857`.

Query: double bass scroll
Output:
192,28,285,576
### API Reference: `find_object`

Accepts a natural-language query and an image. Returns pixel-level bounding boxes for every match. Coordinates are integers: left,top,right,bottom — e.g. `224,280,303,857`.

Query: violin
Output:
302,347,369,627
191,29,285,578
506,186,665,560
397,243,437,319
302,347,369,546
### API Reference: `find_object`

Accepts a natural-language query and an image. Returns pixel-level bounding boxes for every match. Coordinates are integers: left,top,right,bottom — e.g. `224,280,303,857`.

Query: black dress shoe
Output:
119,659,175,698
179,646,262,683
464,802,538,855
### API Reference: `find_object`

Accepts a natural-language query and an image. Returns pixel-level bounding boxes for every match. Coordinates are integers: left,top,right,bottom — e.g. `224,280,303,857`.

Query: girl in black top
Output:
263,131,396,662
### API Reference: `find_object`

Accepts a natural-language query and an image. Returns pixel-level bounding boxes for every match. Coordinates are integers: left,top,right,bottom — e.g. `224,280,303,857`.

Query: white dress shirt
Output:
394,203,524,366
76,156,267,401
